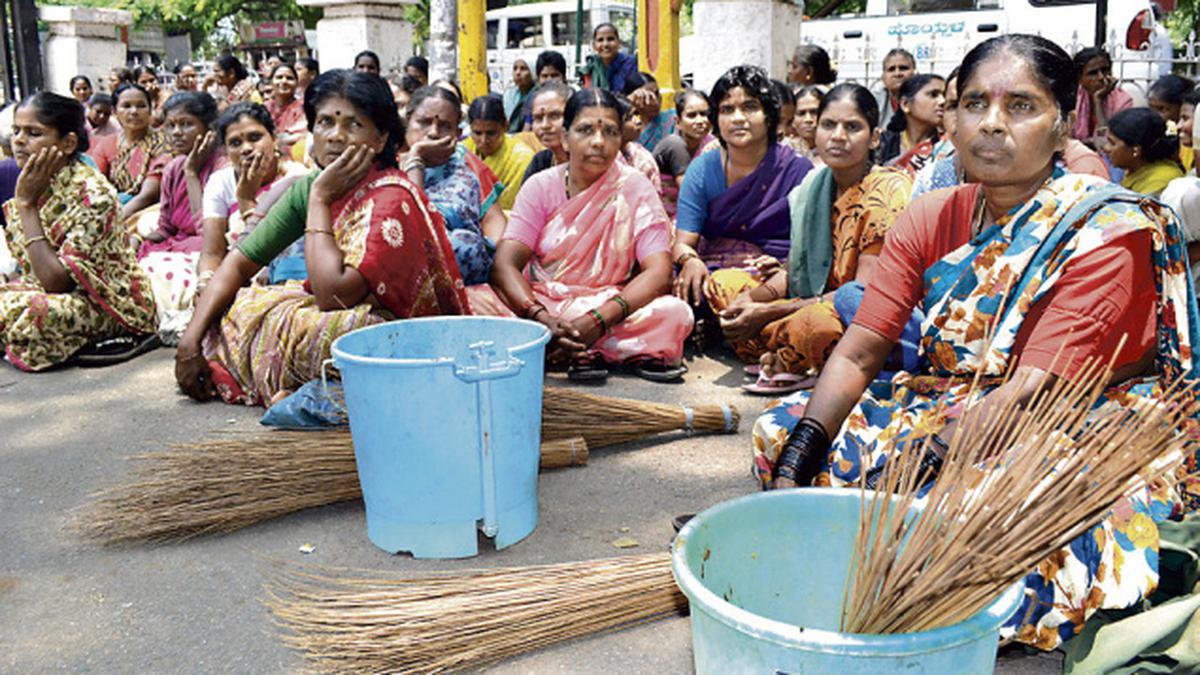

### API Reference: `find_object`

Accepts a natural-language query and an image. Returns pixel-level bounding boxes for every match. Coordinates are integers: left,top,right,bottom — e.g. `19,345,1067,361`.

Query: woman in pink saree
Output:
469,88,693,382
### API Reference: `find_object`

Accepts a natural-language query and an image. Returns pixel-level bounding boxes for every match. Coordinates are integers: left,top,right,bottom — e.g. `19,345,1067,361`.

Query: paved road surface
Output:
0,348,1061,673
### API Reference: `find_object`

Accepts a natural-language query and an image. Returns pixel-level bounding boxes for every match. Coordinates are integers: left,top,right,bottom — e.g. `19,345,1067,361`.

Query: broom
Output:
264,361,1197,672
840,354,1199,634
75,436,588,545
264,552,686,674
75,389,738,544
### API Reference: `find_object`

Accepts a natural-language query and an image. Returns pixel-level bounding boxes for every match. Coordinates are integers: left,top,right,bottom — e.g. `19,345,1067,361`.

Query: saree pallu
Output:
698,144,814,266
1072,84,1134,141
708,166,913,369
266,98,306,149
425,149,493,285
139,153,225,258
93,129,171,198
205,168,469,405
621,142,661,192
638,111,676,152
0,160,157,370
752,174,1200,649
468,162,693,364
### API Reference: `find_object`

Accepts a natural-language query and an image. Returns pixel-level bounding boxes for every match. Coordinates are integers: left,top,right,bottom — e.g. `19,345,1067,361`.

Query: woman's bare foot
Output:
269,389,293,406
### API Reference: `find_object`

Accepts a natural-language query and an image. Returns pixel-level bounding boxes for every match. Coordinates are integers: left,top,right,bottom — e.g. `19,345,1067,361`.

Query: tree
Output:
41,0,320,55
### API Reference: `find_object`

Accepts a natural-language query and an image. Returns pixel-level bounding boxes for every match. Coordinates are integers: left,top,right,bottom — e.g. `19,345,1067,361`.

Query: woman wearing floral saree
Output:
1,92,156,370
469,88,693,382
136,92,225,342
708,83,914,394
752,35,1200,650
401,86,505,285
88,82,172,221
672,65,814,309
175,70,467,406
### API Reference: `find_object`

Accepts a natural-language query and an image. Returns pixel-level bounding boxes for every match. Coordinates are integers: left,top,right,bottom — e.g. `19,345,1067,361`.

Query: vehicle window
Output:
609,9,635,42
1029,0,1089,6
507,16,544,49
487,19,498,50
552,11,591,45
887,0,982,13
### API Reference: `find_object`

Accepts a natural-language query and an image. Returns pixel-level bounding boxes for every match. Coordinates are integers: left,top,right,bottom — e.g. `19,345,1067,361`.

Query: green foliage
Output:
40,0,320,44
1166,0,1199,44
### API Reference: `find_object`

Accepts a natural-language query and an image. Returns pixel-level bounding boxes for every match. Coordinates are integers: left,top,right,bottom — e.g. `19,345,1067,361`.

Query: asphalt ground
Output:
0,346,1062,673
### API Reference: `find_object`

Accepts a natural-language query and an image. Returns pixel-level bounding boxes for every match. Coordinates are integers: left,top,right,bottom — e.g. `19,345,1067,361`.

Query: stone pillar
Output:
692,0,804,93
297,0,415,78
427,0,456,84
39,6,131,96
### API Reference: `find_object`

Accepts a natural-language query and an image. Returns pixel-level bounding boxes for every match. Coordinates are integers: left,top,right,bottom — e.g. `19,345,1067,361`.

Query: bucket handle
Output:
320,358,334,391
452,340,525,383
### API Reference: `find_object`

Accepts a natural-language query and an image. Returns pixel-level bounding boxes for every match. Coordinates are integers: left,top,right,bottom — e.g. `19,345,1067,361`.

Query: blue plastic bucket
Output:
331,317,551,558
671,489,1024,673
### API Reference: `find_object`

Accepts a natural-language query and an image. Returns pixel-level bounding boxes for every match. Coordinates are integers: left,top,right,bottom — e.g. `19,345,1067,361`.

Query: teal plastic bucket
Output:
331,317,551,559
671,489,1024,673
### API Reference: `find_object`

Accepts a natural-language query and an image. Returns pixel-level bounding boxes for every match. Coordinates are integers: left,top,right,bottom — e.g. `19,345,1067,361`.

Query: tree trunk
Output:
428,0,457,83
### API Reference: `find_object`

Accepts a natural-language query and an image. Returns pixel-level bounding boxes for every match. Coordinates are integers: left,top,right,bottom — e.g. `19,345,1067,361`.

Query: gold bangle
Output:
23,235,48,247
305,228,334,235
175,351,204,362
240,209,258,222
675,251,699,267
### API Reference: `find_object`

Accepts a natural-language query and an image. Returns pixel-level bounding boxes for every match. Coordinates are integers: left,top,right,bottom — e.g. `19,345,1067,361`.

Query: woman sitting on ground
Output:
787,45,837,90
463,93,535,211
88,82,172,221
614,93,662,190
198,102,310,287
789,85,824,162
133,66,169,124
653,88,714,219
264,62,307,155
1071,46,1132,146
627,71,675,151
672,65,815,309
85,93,119,139
1106,108,1182,197
401,86,503,284
211,54,261,110
0,92,156,371
174,70,468,406
522,81,574,181
137,92,226,342
579,23,636,93
753,34,1197,650
1148,73,1193,125
878,73,945,172
710,83,914,393
469,88,694,383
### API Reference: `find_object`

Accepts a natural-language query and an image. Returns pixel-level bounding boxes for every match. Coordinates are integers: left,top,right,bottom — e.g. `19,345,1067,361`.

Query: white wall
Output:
305,1,415,78
692,0,803,93
39,6,132,96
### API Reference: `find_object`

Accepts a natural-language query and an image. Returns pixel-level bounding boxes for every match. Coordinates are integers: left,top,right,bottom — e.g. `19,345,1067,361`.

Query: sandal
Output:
629,359,688,383
741,370,817,395
567,355,609,383
73,333,162,367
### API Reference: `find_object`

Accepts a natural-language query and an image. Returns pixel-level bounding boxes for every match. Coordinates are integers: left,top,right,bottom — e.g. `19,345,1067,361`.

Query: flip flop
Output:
743,364,762,379
629,359,688,383
73,333,162,367
567,355,609,383
741,371,817,395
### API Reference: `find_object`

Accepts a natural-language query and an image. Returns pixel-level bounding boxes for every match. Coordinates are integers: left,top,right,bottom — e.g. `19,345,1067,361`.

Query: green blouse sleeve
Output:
237,172,318,266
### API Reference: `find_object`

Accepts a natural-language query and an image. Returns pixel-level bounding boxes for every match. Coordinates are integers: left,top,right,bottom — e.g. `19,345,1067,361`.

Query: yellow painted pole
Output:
458,0,487,102
637,0,682,112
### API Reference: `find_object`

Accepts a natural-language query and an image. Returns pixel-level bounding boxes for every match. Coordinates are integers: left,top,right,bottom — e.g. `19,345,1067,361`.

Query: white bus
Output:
798,0,1168,93
486,0,636,93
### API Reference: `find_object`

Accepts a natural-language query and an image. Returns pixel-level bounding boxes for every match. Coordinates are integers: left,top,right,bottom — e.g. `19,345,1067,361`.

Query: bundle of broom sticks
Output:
264,552,686,673
840,355,1199,634
265,355,1198,672
73,388,739,544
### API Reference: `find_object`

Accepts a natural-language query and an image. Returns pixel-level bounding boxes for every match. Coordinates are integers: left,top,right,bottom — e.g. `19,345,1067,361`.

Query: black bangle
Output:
862,435,945,491
772,418,830,485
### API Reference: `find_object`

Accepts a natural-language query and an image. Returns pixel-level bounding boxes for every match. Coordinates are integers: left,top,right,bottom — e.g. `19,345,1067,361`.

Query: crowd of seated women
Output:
4,27,1200,653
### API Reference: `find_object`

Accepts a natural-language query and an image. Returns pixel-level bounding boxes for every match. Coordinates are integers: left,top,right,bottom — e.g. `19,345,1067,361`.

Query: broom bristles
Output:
73,436,587,545
840,355,1199,635
73,388,738,545
264,552,686,673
